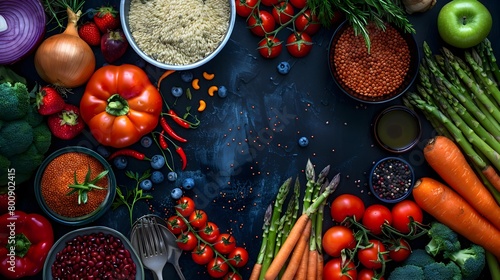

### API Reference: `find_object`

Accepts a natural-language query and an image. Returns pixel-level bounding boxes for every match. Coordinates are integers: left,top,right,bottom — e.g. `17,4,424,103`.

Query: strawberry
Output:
101,29,129,63
35,86,66,116
78,22,101,46
47,104,85,140
93,6,120,33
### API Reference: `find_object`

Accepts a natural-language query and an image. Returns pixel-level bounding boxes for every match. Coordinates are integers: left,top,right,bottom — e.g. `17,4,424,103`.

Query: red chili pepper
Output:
167,109,191,129
108,149,147,161
160,117,188,143
159,130,168,150
175,146,187,170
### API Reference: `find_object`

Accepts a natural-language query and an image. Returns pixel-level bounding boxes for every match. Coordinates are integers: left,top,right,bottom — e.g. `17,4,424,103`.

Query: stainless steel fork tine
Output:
140,218,154,257
151,217,166,255
137,219,147,258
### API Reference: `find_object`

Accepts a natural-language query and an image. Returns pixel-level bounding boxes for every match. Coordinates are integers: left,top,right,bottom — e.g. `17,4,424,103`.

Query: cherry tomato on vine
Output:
295,9,321,35
322,225,356,257
214,233,237,254
362,204,392,235
235,0,258,18
223,272,242,280
357,268,385,280
188,209,208,229
247,10,275,37
176,231,197,251
166,215,187,235
391,200,423,234
192,243,214,265
323,258,357,280
260,0,279,6
272,2,294,25
258,36,282,58
207,257,230,278
286,32,313,58
330,193,366,222
388,238,412,262
289,0,308,9
228,247,249,268
175,196,195,217
199,221,220,243
357,239,388,270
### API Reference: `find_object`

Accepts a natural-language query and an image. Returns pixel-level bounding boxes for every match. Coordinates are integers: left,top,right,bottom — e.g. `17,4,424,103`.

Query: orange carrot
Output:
424,136,500,230
294,245,309,280
280,220,312,279
316,251,324,280
249,263,261,280
412,177,500,259
306,249,318,280
157,69,175,90
264,215,311,280
482,165,500,194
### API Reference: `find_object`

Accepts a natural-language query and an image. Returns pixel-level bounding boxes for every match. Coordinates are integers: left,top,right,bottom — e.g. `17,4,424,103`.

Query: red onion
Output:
0,0,46,65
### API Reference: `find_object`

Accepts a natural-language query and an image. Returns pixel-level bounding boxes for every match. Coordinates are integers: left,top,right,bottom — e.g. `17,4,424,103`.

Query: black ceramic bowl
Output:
369,157,415,203
328,21,420,104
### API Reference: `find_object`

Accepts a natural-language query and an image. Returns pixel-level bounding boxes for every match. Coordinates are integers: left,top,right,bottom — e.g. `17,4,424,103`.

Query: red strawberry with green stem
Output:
93,6,120,33
78,22,101,46
35,86,66,116
101,29,129,63
47,104,85,140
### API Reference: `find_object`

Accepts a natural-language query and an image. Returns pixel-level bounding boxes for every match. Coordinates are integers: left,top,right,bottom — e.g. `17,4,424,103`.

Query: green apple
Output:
437,0,492,49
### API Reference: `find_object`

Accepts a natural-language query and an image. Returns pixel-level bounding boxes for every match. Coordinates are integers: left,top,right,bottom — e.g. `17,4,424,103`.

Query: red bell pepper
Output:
0,211,54,279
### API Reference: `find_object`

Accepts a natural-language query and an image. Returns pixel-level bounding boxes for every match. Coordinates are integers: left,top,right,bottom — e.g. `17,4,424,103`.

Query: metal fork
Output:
136,217,168,280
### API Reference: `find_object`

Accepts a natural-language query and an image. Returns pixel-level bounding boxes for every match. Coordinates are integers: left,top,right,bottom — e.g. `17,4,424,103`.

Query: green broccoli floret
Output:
404,249,436,268
0,120,34,157
0,82,30,121
425,222,461,257
446,244,485,280
388,265,425,280
32,123,52,155
423,261,462,280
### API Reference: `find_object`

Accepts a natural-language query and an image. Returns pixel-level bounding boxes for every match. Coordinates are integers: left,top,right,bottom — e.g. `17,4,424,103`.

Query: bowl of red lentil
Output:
34,146,116,226
369,157,415,203
43,226,144,279
328,21,419,103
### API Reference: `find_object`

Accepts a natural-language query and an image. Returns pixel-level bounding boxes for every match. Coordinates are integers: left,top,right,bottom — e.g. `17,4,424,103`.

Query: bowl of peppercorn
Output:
328,21,419,104
33,146,117,226
369,157,415,203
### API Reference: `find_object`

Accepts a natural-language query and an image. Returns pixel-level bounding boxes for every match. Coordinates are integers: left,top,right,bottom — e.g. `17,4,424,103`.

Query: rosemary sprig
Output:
43,0,86,30
67,165,108,205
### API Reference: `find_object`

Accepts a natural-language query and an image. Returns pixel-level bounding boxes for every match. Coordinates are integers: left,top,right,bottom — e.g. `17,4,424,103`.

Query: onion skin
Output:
34,7,95,88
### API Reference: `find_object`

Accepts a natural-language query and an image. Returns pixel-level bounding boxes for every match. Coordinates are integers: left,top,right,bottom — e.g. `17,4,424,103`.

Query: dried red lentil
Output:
40,152,109,217
333,22,410,97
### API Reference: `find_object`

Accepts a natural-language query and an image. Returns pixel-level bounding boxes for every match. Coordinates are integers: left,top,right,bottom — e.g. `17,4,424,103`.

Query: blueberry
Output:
182,178,195,190
151,171,164,184
180,71,194,83
140,136,153,148
113,156,128,169
96,145,110,158
217,86,228,98
298,136,309,147
139,179,153,191
171,86,183,97
167,171,178,182
150,155,166,169
171,187,183,200
277,61,291,75
85,8,96,19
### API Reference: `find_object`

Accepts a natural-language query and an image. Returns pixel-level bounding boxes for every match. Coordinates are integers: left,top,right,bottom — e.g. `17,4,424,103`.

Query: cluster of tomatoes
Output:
235,0,342,58
166,196,249,279
322,194,426,280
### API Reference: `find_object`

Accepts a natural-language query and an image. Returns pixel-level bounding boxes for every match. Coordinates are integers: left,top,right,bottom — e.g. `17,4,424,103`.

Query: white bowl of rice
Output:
120,0,236,70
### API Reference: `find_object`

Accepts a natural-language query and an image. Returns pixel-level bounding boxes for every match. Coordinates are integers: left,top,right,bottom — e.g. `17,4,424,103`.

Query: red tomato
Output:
176,231,197,251
388,238,412,262
294,10,321,35
228,247,249,268
286,32,313,58
258,36,282,59
322,225,356,257
175,196,195,217
166,215,187,235
223,272,242,280
260,0,279,6
192,243,214,265
289,0,307,9
323,258,357,280
357,268,385,280
357,239,388,270
330,194,366,222
362,204,392,235
247,10,276,37
391,200,424,234
207,257,230,278
214,233,237,254
272,2,295,25
199,222,220,244
189,209,208,229
235,0,258,18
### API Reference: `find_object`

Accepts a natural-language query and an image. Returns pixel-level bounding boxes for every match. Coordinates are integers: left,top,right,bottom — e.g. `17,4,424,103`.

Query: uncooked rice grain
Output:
129,0,231,65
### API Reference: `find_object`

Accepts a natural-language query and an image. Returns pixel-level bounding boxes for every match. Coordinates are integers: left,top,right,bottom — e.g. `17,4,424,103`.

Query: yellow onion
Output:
34,7,95,88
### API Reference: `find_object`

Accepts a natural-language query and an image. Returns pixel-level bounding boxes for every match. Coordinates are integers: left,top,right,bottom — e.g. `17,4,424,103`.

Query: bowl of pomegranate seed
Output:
43,226,144,279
